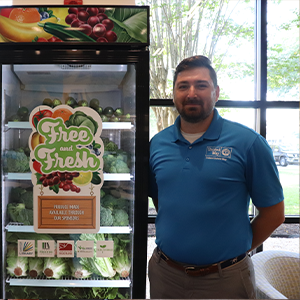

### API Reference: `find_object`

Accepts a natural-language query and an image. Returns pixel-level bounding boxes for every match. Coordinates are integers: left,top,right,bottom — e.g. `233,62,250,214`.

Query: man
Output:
148,55,285,299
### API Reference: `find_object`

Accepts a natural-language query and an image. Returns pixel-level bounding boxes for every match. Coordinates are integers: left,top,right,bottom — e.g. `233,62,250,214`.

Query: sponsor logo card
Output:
77,240,94,258
18,240,35,257
37,240,55,257
96,240,114,258
57,240,74,257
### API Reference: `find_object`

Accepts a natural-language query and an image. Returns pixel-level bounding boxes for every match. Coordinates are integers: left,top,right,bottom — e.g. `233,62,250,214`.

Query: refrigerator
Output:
0,4,149,299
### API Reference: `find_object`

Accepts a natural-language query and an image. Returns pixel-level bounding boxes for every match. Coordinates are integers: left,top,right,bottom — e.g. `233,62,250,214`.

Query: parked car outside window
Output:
270,144,299,166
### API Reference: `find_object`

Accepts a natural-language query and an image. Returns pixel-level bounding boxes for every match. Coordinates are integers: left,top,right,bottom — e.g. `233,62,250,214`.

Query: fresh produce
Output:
53,98,62,107
8,106,29,122
101,194,129,212
111,236,131,278
43,98,53,107
6,255,28,277
112,209,129,226
64,7,117,42
114,108,124,117
6,285,129,299
39,21,96,42
0,15,57,42
70,258,92,279
3,148,30,173
17,106,29,118
37,171,82,194
43,257,70,279
100,194,129,226
103,106,114,117
89,98,100,109
79,233,116,278
32,159,42,174
31,132,46,150
6,245,28,277
28,257,44,278
7,202,33,225
102,138,131,174
65,96,77,108
10,186,33,209
32,108,53,128
100,206,114,226
78,99,89,107
65,111,98,135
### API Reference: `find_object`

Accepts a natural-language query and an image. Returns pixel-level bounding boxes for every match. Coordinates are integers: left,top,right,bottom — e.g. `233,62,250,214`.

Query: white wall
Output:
0,0,136,5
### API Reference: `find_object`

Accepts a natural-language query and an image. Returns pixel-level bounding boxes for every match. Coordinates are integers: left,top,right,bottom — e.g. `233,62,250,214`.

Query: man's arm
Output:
249,200,285,252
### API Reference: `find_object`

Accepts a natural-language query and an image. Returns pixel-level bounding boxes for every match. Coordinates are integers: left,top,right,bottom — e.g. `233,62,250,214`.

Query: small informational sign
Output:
18,240,35,257
77,240,94,258
37,240,56,257
29,105,104,233
96,241,114,258
57,240,75,257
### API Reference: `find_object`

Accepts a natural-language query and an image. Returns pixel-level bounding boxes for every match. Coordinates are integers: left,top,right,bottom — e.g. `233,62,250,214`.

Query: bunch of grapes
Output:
39,171,81,193
65,7,117,43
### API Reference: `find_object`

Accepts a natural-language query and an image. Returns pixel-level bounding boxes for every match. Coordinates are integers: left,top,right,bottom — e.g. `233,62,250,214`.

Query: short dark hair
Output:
173,55,218,89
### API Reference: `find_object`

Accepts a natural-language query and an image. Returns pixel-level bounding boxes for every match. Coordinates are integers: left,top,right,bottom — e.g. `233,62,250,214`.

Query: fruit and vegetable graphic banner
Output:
0,6,148,44
29,105,104,233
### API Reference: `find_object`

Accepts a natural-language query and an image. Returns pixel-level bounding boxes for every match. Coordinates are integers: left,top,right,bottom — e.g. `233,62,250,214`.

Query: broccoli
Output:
104,141,118,152
10,187,27,203
20,189,33,209
112,209,129,226
3,148,30,173
101,194,129,211
7,203,33,225
100,206,114,226
110,159,130,173
103,154,116,173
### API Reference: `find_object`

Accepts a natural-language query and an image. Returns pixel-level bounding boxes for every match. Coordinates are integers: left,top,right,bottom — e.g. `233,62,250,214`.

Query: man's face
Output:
173,67,219,123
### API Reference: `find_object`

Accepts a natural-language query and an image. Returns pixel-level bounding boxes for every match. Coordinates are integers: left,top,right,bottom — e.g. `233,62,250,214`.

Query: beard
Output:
175,99,215,123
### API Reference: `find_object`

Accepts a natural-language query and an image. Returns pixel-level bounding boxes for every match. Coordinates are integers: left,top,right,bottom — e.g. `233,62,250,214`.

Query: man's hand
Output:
250,200,285,252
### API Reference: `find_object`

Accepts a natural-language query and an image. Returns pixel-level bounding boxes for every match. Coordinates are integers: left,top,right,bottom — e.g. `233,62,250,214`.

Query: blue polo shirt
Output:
149,108,284,265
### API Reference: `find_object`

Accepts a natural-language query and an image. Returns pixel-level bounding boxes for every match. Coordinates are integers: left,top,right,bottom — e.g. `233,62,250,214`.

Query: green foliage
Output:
65,111,98,134
28,257,44,277
100,206,114,226
6,254,28,277
112,209,129,226
79,233,116,278
7,203,33,225
43,257,70,279
3,148,30,173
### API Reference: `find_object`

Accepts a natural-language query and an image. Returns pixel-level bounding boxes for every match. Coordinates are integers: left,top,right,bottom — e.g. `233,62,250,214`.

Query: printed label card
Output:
57,240,74,257
96,240,114,258
76,240,94,258
18,240,35,257
37,240,56,257
29,105,104,233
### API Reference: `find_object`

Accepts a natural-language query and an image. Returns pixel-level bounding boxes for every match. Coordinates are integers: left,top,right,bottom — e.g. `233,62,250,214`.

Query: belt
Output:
157,248,247,277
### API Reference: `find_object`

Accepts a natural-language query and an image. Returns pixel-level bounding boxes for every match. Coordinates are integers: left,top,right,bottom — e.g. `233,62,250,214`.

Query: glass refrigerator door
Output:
1,62,138,299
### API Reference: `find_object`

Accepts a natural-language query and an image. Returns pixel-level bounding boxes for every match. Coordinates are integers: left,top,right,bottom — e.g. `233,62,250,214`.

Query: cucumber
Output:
38,22,96,42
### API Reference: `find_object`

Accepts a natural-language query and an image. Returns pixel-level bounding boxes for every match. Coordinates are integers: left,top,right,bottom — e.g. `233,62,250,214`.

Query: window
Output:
139,0,299,266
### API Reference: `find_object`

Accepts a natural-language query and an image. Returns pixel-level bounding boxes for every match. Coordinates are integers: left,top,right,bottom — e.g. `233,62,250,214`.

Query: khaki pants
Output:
148,247,256,299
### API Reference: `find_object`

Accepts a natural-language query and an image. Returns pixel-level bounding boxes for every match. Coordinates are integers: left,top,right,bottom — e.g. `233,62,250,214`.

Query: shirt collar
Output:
172,108,223,143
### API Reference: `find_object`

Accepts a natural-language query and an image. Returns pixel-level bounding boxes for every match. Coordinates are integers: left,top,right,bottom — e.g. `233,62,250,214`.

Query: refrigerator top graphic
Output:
0,5,149,48
0,4,150,299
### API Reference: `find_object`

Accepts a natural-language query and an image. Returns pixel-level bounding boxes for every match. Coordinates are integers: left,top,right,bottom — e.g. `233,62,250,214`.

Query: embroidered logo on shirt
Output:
206,146,232,161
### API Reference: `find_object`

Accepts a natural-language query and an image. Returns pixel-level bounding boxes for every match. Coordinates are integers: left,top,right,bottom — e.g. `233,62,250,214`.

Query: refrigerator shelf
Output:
6,173,133,181
6,276,131,288
5,223,132,234
6,122,134,130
